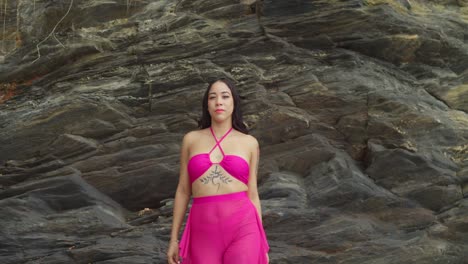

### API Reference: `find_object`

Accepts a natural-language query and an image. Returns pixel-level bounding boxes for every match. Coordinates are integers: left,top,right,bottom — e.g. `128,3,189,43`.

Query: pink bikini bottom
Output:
178,191,270,264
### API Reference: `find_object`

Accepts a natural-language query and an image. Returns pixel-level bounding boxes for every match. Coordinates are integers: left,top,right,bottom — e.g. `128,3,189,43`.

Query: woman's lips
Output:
215,109,224,113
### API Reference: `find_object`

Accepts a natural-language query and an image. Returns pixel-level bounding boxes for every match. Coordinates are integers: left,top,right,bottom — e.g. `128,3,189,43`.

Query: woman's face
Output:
207,81,234,123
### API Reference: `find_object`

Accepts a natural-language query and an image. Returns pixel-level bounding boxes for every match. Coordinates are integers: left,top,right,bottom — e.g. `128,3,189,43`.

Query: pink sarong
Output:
179,191,269,264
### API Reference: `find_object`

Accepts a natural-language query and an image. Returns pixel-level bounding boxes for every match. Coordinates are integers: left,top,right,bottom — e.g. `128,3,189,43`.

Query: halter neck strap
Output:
208,127,233,155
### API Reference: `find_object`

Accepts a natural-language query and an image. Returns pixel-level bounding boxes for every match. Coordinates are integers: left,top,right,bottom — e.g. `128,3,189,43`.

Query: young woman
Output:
166,78,270,264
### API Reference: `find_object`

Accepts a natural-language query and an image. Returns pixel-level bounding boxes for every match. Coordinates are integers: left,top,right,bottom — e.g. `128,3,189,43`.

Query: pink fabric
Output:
179,191,270,264
187,127,250,185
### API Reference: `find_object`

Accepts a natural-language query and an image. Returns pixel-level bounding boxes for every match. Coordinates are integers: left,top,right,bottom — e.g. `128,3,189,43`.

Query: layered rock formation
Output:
0,0,467,263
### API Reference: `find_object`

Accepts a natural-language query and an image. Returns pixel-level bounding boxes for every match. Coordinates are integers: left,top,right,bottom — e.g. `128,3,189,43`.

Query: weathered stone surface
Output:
365,144,461,211
0,0,467,263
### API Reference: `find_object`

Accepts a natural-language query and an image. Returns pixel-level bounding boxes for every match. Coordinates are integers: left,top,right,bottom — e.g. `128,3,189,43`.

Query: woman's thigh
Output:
223,221,261,264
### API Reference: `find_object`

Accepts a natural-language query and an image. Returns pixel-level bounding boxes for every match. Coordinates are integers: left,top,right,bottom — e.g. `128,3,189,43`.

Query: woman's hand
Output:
266,253,269,263
167,240,180,264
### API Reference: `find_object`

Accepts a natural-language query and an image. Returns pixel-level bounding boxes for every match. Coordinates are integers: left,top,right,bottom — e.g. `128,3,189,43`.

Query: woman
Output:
167,78,270,264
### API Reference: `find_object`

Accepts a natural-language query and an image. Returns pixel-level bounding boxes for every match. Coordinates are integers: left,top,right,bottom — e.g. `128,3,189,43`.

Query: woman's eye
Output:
223,96,229,99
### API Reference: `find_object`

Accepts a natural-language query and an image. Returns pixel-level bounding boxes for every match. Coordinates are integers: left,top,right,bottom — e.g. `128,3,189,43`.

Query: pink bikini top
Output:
187,127,250,185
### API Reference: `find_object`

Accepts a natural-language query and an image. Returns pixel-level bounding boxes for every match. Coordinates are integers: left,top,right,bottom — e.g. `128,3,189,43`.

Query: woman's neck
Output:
210,121,233,138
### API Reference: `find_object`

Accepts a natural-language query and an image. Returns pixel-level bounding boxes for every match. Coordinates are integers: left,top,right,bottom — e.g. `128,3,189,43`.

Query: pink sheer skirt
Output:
178,191,269,264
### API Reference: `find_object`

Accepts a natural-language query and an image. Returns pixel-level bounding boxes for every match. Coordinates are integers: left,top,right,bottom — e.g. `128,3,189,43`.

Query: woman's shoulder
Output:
234,130,259,149
184,129,202,137
182,128,208,143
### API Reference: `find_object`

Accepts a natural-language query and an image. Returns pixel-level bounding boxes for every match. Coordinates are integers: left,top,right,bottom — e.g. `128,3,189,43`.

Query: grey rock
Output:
0,0,467,263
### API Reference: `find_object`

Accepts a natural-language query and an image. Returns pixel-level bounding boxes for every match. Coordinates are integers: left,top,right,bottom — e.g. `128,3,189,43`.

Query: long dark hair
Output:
197,78,249,134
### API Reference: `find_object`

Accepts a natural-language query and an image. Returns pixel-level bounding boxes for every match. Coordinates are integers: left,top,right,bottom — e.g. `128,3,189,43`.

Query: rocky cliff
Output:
0,0,467,263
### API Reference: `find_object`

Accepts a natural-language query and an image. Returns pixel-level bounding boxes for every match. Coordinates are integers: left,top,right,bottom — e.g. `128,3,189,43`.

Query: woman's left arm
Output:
247,136,270,263
247,136,263,223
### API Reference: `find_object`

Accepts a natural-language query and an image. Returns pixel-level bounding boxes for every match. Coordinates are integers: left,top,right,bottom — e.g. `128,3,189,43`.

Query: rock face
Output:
0,0,467,263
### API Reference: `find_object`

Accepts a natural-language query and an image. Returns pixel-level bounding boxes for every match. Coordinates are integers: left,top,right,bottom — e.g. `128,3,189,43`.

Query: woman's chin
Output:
212,117,230,123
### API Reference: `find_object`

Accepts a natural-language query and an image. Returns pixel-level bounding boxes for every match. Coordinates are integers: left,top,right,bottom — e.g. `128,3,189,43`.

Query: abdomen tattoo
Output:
200,165,232,192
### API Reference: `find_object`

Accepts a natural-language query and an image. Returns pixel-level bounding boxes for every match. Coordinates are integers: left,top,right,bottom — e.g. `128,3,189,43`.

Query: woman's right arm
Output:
167,132,192,263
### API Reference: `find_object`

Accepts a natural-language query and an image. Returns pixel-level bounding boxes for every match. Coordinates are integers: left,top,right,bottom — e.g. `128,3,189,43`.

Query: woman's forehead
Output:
209,81,231,94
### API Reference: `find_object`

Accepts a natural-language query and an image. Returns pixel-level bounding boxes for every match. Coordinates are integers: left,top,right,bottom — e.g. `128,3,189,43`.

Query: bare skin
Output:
167,81,269,264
